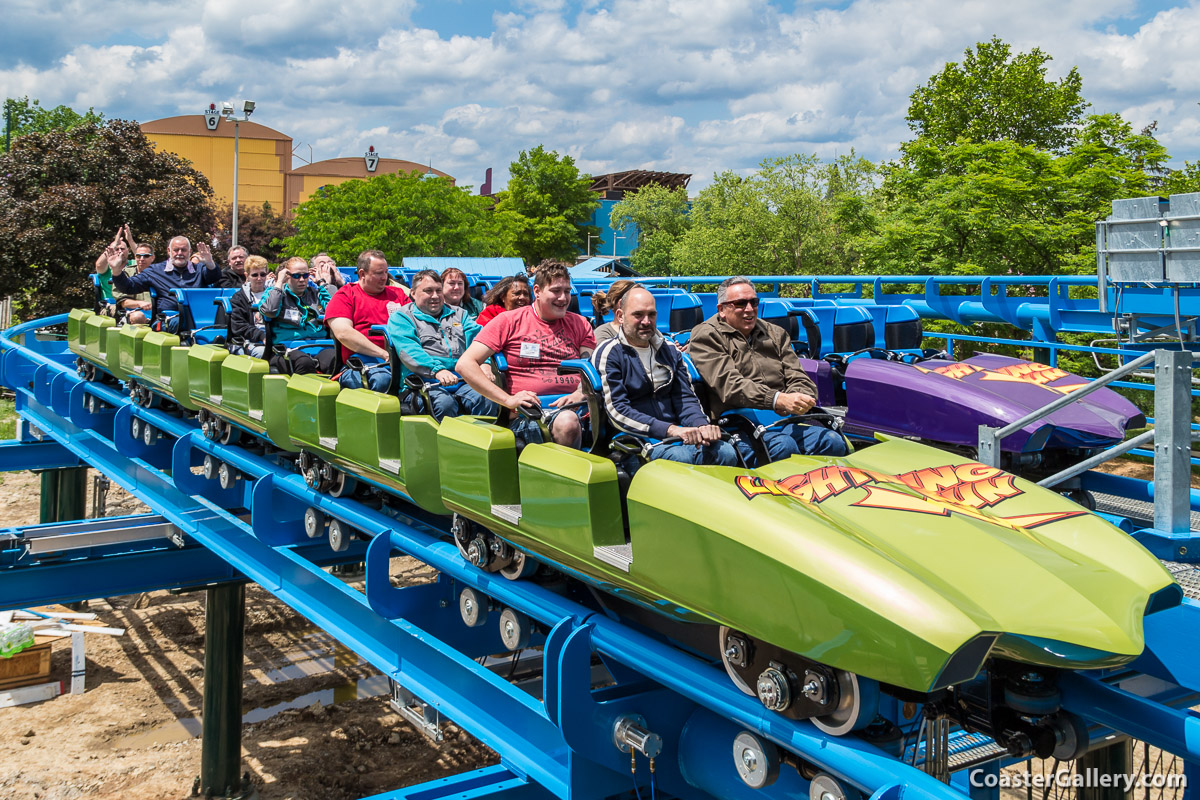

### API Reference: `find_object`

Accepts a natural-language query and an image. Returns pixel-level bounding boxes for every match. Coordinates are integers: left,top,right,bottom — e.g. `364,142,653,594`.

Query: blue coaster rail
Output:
638,274,1200,343
2,273,1200,799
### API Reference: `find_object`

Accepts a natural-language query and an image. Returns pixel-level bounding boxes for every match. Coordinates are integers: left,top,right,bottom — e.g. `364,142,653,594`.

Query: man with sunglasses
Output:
689,276,848,465
94,226,153,323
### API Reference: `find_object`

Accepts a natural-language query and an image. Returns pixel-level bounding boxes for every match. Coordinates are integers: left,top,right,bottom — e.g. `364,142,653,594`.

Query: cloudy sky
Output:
2,0,1197,192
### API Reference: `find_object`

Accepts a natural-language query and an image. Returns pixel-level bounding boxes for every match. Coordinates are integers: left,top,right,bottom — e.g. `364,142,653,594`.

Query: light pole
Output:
612,234,626,258
217,100,256,248
586,233,598,256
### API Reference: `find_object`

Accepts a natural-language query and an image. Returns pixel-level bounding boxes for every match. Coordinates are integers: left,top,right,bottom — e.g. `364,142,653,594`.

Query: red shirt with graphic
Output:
475,305,596,396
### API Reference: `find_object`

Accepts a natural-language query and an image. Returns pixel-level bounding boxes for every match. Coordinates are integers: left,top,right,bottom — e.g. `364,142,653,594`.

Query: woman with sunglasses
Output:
228,255,272,357
260,257,337,375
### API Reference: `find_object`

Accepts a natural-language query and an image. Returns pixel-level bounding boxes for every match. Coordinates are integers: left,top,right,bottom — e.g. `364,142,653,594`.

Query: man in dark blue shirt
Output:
111,236,221,331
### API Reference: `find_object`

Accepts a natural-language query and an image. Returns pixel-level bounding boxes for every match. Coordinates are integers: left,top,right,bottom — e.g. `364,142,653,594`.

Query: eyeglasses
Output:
721,298,760,310
135,253,154,259
248,272,269,278
289,272,310,279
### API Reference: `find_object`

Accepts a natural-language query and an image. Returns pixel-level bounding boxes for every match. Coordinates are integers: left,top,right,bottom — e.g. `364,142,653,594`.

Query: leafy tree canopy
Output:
211,201,295,263
493,145,599,264
0,119,216,317
905,36,1088,153
859,115,1169,277
3,96,104,153
282,171,511,265
609,184,692,276
670,153,876,277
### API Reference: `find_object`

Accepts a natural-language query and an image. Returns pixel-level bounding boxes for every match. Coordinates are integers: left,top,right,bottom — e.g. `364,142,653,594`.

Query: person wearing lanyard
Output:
387,270,496,421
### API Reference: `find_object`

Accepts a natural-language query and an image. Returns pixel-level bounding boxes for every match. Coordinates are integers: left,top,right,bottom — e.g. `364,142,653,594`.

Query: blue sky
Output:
3,0,1199,192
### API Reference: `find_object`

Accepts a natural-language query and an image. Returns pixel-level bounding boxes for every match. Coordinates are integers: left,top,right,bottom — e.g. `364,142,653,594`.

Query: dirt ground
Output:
0,469,498,800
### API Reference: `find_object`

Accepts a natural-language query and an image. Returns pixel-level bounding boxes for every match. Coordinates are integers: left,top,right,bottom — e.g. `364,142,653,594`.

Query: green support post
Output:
198,582,250,798
39,467,88,524
40,467,90,611
1076,739,1133,800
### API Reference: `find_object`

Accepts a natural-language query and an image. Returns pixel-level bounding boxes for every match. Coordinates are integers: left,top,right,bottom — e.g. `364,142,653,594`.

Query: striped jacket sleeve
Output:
591,339,673,440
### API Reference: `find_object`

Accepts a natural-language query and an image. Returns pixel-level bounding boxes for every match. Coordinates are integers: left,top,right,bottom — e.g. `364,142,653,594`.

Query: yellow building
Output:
140,116,455,216
287,157,454,213
140,116,291,210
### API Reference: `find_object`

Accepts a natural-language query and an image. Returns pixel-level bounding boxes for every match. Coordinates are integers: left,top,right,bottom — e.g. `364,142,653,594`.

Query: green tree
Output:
211,201,295,262
283,171,511,265
671,153,876,277
493,145,599,264
3,96,104,153
609,184,691,275
906,37,1088,152
0,120,215,317
1161,161,1200,196
859,114,1170,277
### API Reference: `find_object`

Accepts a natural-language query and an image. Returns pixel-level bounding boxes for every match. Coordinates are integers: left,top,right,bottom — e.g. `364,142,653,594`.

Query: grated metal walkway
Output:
1092,492,1200,530
1092,493,1200,600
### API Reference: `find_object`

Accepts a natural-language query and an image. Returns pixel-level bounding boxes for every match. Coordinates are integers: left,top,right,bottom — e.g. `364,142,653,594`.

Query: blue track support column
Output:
1076,740,1132,800
198,582,249,798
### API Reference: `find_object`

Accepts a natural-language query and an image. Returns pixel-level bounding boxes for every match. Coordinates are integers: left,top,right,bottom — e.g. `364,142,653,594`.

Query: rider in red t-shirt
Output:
325,249,411,391
458,264,595,447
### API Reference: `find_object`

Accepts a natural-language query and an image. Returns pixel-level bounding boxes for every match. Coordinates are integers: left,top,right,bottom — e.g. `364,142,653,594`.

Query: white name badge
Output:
520,341,540,359
284,308,301,323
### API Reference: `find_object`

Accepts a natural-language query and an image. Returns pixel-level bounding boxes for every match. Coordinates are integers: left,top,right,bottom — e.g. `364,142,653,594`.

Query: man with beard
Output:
111,235,221,332
591,287,736,471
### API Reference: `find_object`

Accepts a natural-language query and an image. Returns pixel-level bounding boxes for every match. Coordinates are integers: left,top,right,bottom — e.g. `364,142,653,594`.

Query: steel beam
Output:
357,766,554,800
199,582,248,798
0,438,81,472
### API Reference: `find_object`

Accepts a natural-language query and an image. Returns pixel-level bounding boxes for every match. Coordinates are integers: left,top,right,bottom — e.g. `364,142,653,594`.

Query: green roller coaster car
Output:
66,311,1181,748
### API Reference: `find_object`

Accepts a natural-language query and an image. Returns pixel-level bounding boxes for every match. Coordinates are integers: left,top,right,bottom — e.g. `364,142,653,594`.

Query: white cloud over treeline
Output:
2,0,1197,190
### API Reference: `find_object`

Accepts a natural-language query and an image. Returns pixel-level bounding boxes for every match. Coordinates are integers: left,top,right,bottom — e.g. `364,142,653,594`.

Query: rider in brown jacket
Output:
688,276,848,465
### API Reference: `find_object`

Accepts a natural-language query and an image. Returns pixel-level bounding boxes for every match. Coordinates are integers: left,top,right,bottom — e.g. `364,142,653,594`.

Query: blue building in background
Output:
581,170,691,267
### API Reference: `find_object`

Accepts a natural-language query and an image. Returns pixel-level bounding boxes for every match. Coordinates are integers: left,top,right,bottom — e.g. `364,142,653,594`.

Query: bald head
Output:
615,286,658,347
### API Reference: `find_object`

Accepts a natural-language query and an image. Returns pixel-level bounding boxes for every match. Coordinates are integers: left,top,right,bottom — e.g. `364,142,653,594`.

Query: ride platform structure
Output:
2,266,1200,800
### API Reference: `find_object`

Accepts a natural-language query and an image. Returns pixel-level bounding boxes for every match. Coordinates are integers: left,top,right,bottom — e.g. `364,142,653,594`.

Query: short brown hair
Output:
356,249,387,273
533,263,571,290
410,269,441,290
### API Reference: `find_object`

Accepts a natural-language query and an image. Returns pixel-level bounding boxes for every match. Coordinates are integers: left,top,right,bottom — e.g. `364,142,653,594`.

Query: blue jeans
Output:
734,423,848,466
644,439,738,467
338,363,392,392
427,383,497,421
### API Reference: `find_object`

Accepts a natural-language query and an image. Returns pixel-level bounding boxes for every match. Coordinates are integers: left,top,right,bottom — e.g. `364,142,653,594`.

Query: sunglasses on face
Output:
289,272,310,279
135,253,154,259
721,298,759,309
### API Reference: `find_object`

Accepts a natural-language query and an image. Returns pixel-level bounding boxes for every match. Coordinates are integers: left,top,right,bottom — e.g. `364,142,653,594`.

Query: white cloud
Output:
2,0,1199,192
